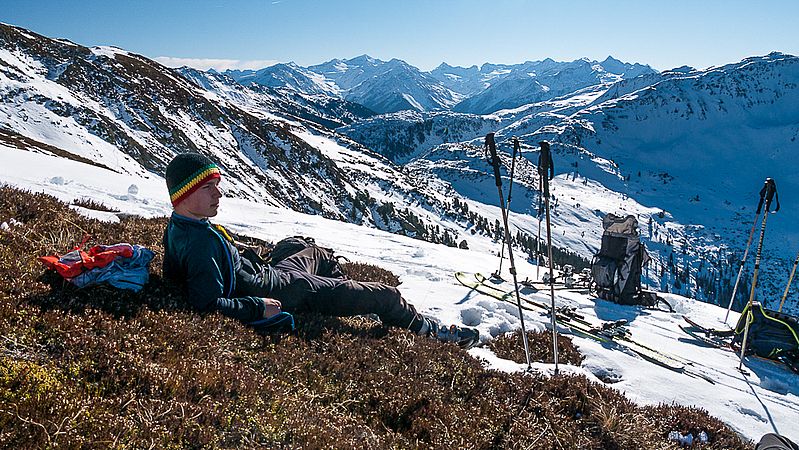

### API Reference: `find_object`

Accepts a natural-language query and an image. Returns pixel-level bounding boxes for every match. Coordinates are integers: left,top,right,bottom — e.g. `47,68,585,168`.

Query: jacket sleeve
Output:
185,240,266,323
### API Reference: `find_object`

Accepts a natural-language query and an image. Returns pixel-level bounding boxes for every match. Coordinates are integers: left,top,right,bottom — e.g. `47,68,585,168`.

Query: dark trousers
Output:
757,434,799,450
269,247,423,330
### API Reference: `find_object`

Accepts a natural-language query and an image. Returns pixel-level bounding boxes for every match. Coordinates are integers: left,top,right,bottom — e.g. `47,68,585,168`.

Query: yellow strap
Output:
736,302,799,348
756,303,799,347
213,224,235,243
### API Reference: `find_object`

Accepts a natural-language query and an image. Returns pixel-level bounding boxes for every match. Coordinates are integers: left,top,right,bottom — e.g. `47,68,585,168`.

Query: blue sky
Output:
3,0,798,71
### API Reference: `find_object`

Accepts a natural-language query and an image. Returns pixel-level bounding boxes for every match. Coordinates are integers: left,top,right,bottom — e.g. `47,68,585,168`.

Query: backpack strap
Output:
209,225,236,297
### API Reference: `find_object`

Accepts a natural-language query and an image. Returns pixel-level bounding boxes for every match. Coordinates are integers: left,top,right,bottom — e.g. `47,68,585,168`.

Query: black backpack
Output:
267,236,318,265
733,302,799,368
590,214,667,309
260,236,348,279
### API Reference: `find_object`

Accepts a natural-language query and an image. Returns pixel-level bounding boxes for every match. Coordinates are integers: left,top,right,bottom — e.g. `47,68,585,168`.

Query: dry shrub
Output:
490,329,585,366
0,185,752,449
71,197,120,213
341,261,401,286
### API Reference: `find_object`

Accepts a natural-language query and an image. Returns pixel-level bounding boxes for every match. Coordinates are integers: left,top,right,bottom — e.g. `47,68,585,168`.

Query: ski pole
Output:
507,137,519,209
492,137,520,280
739,178,779,371
778,249,799,312
536,180,543,279
724,209,761,324
485,133,532,369
539,140,559,375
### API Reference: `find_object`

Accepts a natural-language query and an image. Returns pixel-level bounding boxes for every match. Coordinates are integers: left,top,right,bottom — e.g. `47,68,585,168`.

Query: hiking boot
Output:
424,319,480,350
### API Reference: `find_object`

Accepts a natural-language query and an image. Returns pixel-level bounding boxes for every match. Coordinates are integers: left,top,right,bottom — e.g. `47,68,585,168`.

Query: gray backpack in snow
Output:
590,214,657,306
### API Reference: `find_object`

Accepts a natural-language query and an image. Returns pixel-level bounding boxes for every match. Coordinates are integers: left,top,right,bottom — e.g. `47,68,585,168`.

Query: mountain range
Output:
2,22,799,312
226,54,658,115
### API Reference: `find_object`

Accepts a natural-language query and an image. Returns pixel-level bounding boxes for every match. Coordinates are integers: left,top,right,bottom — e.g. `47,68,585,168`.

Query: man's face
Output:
175,178,222,219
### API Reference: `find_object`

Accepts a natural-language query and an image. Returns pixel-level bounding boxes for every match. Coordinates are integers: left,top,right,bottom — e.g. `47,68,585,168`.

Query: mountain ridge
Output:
222,54,658,115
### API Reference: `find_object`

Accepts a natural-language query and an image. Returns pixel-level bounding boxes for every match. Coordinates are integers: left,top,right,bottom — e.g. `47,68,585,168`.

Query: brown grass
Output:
0,185,752,449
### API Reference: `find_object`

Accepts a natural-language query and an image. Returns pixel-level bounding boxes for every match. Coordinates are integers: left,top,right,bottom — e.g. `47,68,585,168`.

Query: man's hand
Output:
263,298,282,319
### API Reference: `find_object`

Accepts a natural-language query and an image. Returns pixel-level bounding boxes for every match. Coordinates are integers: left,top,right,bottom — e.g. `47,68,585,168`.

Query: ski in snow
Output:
455,271,716,383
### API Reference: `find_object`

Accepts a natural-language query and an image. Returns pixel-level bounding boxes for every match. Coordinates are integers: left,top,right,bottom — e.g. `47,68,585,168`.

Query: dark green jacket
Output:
162,212,279,322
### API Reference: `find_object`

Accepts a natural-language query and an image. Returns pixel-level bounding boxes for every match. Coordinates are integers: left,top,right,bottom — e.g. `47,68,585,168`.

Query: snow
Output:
90,46,132,59
295,130,382,170
1,146,797,444
69,205,121,223
0,146,170,218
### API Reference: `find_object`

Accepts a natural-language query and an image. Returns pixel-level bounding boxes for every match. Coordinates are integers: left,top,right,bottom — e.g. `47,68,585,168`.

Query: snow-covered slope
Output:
224,62,341,97
448,57,658,115
338,84,610,163
337,111,500,163
0,23,312,207
307,56,464,113
179,67,375,129
531,52,799,307
1,147,797,445
0,23,478,245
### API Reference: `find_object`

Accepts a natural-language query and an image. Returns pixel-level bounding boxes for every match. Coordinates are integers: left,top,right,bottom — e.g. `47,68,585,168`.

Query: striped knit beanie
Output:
165,153,221,207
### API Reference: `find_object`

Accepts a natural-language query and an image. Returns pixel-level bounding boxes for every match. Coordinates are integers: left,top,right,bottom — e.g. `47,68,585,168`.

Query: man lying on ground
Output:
162,153,479,348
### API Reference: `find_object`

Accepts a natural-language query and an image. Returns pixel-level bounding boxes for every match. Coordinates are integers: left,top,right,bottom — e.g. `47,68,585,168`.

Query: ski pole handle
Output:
485,133,502,187
538,141,554,181
756,178,779,213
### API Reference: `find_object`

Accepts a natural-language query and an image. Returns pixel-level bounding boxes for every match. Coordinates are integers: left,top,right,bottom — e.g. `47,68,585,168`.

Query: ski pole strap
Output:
538,141,554,181
756,178,779,214
485,133,502,187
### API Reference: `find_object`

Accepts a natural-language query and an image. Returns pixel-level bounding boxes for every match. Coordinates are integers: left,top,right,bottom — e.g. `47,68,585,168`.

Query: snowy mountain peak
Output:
450,57,658,114
666,65,696,74
305,56,465,113
347,54,382,66
223,63,340,97
435,62,480,72
601,55,624,65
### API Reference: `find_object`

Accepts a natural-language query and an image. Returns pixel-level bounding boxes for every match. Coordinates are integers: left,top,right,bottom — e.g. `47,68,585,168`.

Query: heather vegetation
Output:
0,185,751,449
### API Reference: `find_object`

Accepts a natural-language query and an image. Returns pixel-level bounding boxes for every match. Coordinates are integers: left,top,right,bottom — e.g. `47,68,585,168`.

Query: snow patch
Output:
91,46,132,59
